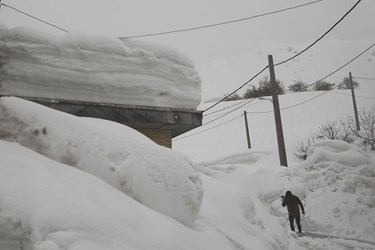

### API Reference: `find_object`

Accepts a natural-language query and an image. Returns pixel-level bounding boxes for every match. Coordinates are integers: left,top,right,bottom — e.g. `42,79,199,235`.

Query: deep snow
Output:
0,26,201,109
0,25,375,250
1,96,374,250
0,97,203,225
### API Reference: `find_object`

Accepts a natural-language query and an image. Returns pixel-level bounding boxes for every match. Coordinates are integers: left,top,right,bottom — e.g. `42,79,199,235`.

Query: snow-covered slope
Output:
0,91,374,249
0,140,230,250
0,97,203,225
198,39,375,100
0,26,201,109
174,83,375,162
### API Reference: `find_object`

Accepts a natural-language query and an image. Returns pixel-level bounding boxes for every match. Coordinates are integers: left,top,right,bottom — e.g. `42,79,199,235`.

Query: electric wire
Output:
173,113,243,141
0,3,69,33
274,0,362,66
203,0,362,114
329,91,375,100
120,0,324,39
204,98,263,118
204,98,256,126
353,77,375,81
177,40,375,140
203,99,250,117
203,66,269,113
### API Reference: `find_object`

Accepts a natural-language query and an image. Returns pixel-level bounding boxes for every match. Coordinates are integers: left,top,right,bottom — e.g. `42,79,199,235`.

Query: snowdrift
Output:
0,26,201,109
277,140,375,241
0,140,230,250
0,97,203,225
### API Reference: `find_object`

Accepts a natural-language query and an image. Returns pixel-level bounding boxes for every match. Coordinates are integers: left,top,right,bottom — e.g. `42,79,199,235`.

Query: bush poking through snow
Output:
294,107,375,160
348,107,375,151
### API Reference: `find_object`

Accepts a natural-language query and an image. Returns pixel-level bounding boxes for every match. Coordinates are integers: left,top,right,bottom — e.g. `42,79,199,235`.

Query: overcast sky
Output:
1,0,374,65
1,0,374,98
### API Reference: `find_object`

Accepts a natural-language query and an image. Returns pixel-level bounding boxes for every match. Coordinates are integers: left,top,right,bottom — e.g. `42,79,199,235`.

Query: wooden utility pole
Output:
244,111,251,149
268,55,288,167
349,72,360,131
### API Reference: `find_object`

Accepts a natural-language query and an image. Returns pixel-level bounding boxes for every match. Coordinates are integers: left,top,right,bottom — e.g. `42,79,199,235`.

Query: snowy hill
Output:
198,38,375,100
173,82,375,162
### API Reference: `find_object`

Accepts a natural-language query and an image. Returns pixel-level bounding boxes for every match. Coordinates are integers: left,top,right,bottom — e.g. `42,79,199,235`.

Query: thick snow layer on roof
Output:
0,97,203,225
0,26,201,109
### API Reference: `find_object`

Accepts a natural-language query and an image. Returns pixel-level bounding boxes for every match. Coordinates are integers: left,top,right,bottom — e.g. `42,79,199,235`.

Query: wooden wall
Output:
137,129,172,148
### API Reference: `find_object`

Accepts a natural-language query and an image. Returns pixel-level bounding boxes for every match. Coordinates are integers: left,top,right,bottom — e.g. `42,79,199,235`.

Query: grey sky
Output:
1,0,374,66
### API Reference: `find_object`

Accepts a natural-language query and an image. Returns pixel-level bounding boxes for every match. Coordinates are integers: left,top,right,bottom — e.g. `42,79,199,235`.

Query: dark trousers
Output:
289,214,302,233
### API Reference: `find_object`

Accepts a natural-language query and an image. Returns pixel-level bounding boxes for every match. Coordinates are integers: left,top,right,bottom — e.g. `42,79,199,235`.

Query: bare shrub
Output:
338,76,359,89
288,81,309,92
293,135,316,160
314,119,353,143
313,80,335,91
243,76,284,99
348,107,375,150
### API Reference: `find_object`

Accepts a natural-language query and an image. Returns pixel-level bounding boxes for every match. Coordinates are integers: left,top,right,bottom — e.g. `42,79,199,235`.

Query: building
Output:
30,98,202,148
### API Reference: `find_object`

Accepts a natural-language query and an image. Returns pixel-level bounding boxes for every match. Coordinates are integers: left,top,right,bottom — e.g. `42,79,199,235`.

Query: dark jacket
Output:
282,191,305,216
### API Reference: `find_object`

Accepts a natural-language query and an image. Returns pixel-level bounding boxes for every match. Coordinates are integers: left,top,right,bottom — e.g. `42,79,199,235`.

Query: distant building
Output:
29,98,202,148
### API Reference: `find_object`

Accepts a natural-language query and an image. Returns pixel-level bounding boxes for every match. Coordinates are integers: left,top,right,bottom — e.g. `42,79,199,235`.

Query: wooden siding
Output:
137,129,172,148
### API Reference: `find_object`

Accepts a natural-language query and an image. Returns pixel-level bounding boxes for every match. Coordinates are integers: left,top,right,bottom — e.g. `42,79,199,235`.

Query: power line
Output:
203,0,362,114
173,113,243,141
204,98,256,126
0,3,69,33
298,41,375,90
329,91,375,100
204,99,250,117
274,0,362,66
203,66,269,113
353,77,375,81
175,98,257,141
120,0,324,39
198,41,375,125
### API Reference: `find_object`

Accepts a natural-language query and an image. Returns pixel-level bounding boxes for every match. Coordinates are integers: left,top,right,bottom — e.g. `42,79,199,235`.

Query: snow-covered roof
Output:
0,26,202,110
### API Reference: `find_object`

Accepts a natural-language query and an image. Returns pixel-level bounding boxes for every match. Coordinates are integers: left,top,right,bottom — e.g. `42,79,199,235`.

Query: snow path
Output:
302,232,375,247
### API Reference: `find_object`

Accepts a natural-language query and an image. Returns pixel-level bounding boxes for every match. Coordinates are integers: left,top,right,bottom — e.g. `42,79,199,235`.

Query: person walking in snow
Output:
281,190,305,235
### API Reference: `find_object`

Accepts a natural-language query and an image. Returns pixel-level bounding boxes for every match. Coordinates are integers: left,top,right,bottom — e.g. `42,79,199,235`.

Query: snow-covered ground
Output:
1,26,375,250
198,39,375,101
1,92,375,249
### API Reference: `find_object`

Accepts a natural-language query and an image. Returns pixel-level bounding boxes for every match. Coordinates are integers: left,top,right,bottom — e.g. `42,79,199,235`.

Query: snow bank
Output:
281,140,375,241
0,97,203,225
0,26,201,109
0,140,231,250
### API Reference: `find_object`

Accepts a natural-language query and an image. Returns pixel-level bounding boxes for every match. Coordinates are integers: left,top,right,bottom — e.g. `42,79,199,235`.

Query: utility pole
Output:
349,72,360,131
268,55,288,167
244,111,251,149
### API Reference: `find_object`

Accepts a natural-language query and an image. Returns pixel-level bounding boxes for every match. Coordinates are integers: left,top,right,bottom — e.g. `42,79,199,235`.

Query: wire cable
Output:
120,0,324,39
203,66,269,113
353,77,375,81
204,98,256,126
202,0,362,114
0,3,69,33
203,41,375,121
173,113,243,141
329,91,375,100
204,99,250,117
274,0,362,66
